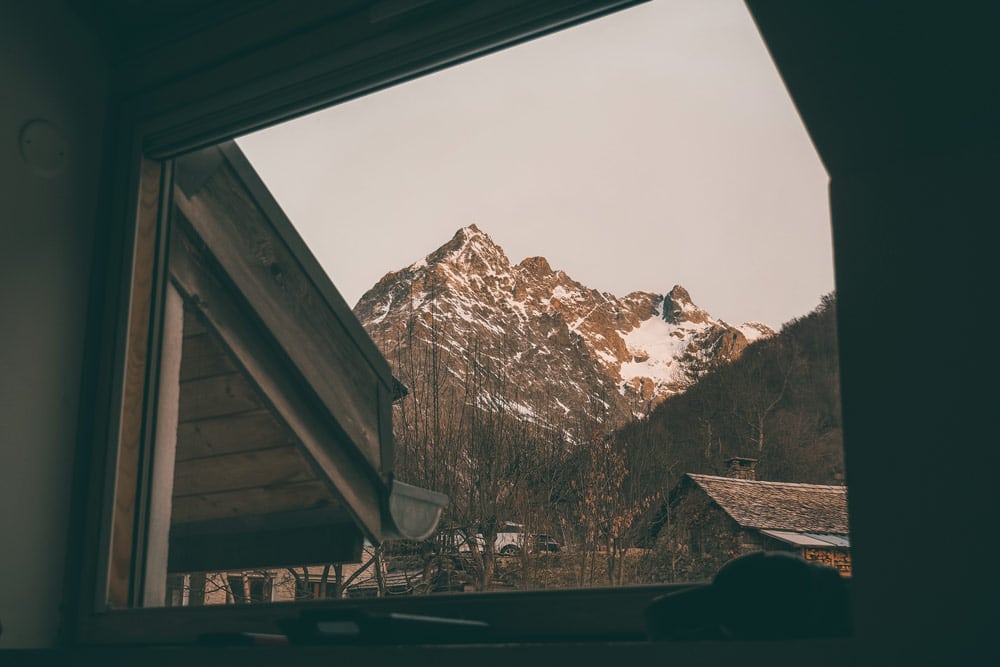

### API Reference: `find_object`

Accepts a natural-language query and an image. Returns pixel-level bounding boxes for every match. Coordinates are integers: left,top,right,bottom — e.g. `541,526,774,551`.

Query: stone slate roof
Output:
686,474,849,534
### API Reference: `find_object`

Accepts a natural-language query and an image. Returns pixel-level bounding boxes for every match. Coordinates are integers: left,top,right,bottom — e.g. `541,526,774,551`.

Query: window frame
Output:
52,0,999,661
73,0,714,646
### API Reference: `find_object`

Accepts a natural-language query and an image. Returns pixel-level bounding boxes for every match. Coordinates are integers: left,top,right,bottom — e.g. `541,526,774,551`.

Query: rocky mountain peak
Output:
425,224,510,274
662,284,710,324
667,284,692,303
517,256,553,278
355,226,774,432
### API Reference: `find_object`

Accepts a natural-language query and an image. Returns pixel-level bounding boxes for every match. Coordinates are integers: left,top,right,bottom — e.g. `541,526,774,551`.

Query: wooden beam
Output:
108,158,163,609
168,221,384,539
171,505,355,534
173,162,388,471
168,521,364,573
217,142,397,392
171,480,337,525
134,1,646,158
141,283,184,606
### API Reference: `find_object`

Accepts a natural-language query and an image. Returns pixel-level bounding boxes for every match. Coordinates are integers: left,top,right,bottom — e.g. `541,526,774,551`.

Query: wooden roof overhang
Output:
163,141,446,573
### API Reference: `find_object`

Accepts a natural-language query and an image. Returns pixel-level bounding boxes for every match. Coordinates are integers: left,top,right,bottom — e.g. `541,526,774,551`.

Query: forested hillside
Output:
615,292,843,506
372,291,842,589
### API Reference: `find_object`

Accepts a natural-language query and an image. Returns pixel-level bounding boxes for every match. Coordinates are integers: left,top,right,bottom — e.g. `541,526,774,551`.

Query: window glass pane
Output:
142,0,847,608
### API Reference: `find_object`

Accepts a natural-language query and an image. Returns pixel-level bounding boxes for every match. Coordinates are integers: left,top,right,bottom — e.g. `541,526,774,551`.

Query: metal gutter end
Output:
384,480,448,541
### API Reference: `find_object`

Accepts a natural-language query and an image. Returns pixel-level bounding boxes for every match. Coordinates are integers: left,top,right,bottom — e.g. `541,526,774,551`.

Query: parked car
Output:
495,529,560,555
531,533,560,553
441,525,560,556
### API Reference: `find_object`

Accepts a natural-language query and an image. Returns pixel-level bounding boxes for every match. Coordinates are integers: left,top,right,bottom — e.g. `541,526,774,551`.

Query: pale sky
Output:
236,0,833,330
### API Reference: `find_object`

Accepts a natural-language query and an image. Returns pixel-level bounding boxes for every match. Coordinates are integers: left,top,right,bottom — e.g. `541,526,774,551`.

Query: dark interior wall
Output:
0,0,108,648
748,3,999,662
829,165,994,659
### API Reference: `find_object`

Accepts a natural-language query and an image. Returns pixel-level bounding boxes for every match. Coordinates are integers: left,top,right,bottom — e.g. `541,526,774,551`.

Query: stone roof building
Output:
654,458,851,581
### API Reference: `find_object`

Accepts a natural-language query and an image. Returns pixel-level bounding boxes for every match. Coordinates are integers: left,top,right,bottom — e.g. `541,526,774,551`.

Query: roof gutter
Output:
383,479,449,541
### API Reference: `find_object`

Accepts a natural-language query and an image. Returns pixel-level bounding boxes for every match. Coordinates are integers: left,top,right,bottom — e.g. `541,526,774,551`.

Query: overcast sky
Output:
236,0,833,329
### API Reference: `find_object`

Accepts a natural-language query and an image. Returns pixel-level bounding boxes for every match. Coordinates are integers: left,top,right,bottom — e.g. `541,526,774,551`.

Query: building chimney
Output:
724,457,758,480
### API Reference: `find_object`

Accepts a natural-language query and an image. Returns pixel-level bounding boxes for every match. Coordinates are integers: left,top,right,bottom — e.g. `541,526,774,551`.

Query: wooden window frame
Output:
52,1,998,662
73,0,727,647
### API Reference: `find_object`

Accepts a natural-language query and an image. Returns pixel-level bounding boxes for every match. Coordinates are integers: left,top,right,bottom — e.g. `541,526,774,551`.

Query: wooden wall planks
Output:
175,409,293,460
172,445,316,497
171,479,335,524
181,307,207,336
177,371,263,422
178,333,237,381
168,212,384,539
171,301,331,527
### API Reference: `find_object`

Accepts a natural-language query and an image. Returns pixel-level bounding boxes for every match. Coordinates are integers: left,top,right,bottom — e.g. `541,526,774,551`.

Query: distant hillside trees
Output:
615,293,843,500
379,309,574,590
374,293,843,589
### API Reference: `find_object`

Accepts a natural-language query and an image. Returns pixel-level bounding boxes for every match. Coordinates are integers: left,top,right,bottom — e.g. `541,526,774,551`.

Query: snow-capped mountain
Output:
354,225,772,433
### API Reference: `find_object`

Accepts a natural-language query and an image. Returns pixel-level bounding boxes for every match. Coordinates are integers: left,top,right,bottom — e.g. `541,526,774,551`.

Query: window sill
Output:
78,583,695,645
15,638,857,666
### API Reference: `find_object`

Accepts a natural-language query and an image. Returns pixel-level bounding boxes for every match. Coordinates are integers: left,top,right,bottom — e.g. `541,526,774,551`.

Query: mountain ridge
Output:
355,225,773,433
